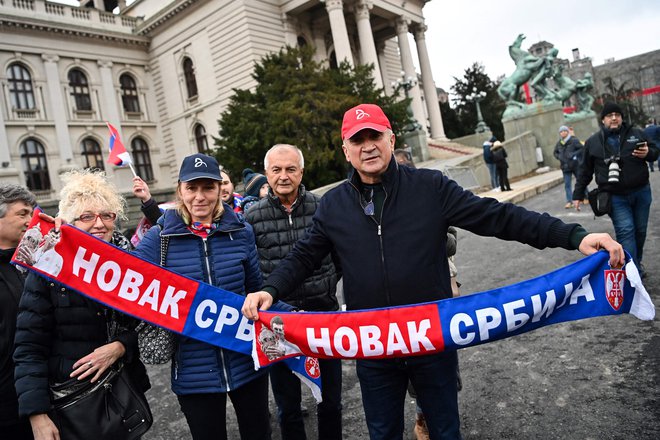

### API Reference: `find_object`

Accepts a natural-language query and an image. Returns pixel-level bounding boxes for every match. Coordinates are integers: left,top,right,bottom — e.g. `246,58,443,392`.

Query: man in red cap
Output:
243,103,624,439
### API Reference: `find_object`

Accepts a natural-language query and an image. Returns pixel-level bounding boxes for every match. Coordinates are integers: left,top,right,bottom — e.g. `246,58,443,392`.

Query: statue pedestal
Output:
502,102,565,167
402,129,429,162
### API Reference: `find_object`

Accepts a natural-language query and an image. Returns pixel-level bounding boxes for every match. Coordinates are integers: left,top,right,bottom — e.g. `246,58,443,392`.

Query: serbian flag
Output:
107,122,132,167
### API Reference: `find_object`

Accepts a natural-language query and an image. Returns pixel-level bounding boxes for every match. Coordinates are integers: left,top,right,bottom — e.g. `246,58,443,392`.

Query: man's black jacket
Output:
266,158,581,311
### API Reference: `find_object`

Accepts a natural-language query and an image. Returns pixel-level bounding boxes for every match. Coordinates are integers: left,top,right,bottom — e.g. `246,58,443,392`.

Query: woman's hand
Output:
71,341,126,382
37,212,67,233
29,413,59,440
132,177,152,202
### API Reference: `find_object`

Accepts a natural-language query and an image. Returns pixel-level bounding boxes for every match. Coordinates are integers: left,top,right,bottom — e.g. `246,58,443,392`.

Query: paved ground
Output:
143,170,659,439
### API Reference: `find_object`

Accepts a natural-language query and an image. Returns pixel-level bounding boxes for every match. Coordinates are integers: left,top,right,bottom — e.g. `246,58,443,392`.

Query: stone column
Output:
323,0,354,67
97,60,122,130
414,24,448,140
354,0,383,88
42,54,74,165
395,17,426,133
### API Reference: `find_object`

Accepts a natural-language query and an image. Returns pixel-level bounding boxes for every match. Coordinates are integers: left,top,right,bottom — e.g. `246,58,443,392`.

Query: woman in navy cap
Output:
133,153,290,439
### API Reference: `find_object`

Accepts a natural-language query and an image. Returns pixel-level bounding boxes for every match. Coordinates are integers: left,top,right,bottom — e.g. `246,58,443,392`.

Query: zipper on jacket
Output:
202,237,230,390
349,181,392,306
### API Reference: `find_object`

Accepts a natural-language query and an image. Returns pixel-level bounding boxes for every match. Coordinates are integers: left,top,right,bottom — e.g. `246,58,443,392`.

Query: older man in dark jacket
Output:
243,104,624,440
573,102,659,275
245,144,342,440
0,184,35,440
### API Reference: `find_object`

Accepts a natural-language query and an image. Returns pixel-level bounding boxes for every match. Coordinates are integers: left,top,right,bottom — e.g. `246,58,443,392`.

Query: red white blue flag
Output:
106,122,132,167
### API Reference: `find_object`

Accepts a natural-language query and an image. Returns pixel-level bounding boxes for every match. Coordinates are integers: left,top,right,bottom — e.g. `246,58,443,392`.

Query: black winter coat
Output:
573,124,659,198
13,234,149,418
553,136,583,173
245,186,339,311
266,158,580,311
0,248,25,425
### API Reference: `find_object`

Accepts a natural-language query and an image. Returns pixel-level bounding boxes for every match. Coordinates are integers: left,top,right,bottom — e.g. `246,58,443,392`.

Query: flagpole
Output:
128,162,138,178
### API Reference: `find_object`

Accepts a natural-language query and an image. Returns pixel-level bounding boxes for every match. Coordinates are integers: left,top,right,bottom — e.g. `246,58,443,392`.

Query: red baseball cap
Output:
341,103,392,140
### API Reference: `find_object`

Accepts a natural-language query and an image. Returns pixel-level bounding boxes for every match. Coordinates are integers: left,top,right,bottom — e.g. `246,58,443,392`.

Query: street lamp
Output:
392,71,422,132
467,87,490,134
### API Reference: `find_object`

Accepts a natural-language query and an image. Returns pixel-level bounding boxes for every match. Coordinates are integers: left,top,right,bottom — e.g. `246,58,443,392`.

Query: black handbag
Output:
136,234,176,364
49,363,152,440
587,188,611,216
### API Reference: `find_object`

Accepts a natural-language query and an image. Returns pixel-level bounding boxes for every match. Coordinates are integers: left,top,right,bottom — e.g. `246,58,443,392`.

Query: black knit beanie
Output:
600,102,624,120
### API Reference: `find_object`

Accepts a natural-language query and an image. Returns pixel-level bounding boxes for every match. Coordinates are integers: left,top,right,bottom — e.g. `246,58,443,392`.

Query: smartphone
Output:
635,142,646,151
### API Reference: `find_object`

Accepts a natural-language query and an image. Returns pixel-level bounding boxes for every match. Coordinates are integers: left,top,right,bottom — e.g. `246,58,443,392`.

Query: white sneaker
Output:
493,188,501,192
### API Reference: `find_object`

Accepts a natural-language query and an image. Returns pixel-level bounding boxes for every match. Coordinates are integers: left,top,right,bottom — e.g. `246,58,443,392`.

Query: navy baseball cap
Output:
178,153,221,182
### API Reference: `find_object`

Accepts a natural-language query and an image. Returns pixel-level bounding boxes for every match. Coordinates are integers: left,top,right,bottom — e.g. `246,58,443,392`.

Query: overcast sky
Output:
419,0,660,92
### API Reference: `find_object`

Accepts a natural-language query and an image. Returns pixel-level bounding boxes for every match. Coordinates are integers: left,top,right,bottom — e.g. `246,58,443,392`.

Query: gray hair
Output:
0,184,36,218
264,144,304,170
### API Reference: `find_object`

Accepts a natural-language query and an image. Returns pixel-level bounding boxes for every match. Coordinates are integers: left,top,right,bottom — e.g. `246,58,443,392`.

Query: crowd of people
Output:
0,100,654,440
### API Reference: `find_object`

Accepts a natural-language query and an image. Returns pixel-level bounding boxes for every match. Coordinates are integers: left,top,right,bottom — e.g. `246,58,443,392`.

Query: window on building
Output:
194,124,209,153
68,68,92,111
7,63,36,110
81,137,104,171
183,57,198,99
329,51,338,70
131,137,154,181
120,73,140,113
20,138,51,190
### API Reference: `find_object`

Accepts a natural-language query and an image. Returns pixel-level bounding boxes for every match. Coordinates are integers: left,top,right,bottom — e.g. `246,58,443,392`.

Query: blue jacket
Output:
266,158,580,311
483,141,494,163
133,207,288,394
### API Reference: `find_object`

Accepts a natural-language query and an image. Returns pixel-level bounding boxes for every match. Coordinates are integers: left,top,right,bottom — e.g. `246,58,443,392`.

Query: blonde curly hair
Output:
57,170,126,223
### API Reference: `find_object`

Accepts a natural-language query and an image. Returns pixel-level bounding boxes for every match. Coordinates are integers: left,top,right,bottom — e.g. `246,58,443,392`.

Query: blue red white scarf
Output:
12,212,655,403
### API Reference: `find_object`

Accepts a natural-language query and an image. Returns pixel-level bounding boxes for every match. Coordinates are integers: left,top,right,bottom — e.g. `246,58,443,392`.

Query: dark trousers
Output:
270,358,343,440
357,352,461,440
177,373,271,440
497,164,511,191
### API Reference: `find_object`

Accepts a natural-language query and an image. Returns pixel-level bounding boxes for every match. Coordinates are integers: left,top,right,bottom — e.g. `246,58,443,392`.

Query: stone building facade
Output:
0,0,446,210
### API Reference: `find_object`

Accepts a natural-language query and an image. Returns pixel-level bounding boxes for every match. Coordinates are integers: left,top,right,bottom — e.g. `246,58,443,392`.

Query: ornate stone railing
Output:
1,0,142,32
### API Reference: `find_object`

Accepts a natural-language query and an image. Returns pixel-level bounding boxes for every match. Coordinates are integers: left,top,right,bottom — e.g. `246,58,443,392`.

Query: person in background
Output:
491,140,512,191
220,169,244,213
0,184,36,440
483,136,498,190
13,170,150,440
132,153,292,440
643,118,659,172
554,125,585,209
245,144,342,440
573,102,659,276
241,168,269,212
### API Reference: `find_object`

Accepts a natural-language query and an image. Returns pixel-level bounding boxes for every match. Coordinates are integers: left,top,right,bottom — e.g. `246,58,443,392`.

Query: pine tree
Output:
450,63,506,140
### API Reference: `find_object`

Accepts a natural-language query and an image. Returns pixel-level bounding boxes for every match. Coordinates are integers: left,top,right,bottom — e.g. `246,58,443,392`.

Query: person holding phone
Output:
573,102,659,276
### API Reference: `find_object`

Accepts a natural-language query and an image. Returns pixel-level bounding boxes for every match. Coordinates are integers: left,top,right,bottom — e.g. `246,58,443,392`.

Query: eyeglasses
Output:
74,212,117,223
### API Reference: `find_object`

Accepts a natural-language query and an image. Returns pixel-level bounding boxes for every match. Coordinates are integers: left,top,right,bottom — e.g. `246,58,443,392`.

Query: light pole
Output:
467,87,490,134
391,71,428,161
